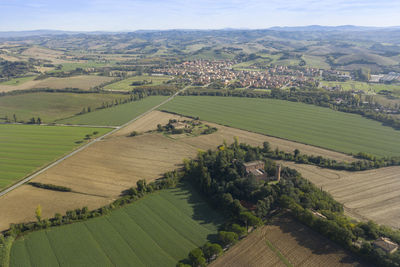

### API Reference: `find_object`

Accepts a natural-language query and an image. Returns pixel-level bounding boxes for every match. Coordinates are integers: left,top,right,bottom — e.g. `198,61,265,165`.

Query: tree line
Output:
268,145,400,171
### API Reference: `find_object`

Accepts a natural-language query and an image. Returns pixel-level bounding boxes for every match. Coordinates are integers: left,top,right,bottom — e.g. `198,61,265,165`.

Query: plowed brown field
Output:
0,75,114,92
211,216,366,267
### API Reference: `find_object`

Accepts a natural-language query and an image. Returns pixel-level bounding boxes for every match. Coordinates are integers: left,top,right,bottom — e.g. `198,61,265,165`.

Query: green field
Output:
104,75,174,91
303,55,330,69
60,61,114,72
0,124,111,190
10,185,223,267
58,96,168,126
0,92,131,123
0,76,36,86
161,96,400,157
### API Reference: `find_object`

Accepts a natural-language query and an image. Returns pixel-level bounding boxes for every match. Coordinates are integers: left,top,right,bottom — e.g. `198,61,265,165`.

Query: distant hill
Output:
0,30,114,38
2,26,400,38
268,25,379,32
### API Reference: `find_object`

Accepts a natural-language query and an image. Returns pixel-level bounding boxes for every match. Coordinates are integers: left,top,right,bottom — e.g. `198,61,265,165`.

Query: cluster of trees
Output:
178,218,253,266
27,117,42,124
181,141,400,267
75,94,144,116
156,119,217,136
268,145,400,171
0,61,34,79
0,88,112,98
1,114,41,124
132,84,182,96
131,80,152,86
0,234,14,267
34,68,90,80
28,182,71,192
178,242,224,267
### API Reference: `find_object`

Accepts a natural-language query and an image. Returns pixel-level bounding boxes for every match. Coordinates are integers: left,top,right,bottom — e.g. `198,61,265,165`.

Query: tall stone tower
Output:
276,164,281,182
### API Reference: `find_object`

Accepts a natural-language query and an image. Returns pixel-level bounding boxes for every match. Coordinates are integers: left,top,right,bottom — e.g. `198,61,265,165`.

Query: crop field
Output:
32,75,114,90
0,124,110,190
58,96,168,126
371,95,400,107
280,161,400,229
0,75,114,92
113,110,186,137
0,92,131,123
161,96,400,157
0,76,36,86
211,215,363,267
0,111,356,231
60,61,115,71
10,185,223,267
20,46,68,64
0,80,41,93
303,55,330,69
104,75,174,91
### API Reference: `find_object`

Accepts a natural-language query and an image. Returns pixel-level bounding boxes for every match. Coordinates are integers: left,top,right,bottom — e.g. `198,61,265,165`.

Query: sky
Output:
0,0,399,31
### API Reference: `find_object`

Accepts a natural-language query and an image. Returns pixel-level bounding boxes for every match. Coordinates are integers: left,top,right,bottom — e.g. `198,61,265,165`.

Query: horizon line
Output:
1,25,400,33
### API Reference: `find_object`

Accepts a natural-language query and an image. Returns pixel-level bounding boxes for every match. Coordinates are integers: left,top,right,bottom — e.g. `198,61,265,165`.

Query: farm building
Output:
373,237,399,254
243,161,267,181
171,121,189,130
243,160,264,173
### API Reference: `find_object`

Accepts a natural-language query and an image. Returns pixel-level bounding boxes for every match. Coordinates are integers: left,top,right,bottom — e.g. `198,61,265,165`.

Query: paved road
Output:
0,86,188,198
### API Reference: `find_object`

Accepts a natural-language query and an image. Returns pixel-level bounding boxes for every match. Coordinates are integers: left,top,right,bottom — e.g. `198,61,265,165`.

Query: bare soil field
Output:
280,162,400,229
0,54,21,61
112,110,185,137
20,46,71,64
211,215,365,267
0,80,42,92
211,227,285,267
0,186,109,231
0,75,114,92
